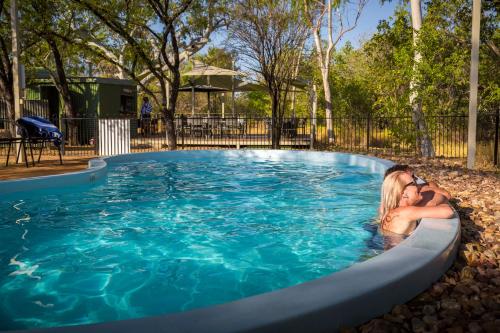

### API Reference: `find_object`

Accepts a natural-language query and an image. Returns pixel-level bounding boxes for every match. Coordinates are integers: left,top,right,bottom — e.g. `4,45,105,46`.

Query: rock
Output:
411,317,426,333
430,283,446,297
391,304,412,318
492,277,500,287
423,315,438,325
359,319,399,333
454,284,473,296
382,313,404,324
440,299,461,311
423,304,436,315
468,321,482,333
482,320,500,333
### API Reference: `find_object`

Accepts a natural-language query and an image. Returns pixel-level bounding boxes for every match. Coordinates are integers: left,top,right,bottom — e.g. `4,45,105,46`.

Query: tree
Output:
230,0,307,148
194,46,235,69
303,0,367,143
409,0,434,157
23,0,84,119
74,0,227,150
0,0,15,134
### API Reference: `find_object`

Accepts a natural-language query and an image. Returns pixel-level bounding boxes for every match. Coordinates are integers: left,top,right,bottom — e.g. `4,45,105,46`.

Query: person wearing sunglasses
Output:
379,170,454,235
384,164,451,199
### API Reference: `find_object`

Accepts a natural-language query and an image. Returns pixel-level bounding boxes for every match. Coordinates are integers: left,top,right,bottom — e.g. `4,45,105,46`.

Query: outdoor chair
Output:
188,117,204,137
176,115,191,137
220,118,239,138
0,130,33,168
282,119,298,138
16,116,64,165
296,118,307,137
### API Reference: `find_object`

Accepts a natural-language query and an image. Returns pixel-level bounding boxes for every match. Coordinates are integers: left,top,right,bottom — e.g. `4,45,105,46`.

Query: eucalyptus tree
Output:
408,0,434,157
230,0,307,148
0,0,14,133
302,0,367,143
73,0,227,150
22,0,87,119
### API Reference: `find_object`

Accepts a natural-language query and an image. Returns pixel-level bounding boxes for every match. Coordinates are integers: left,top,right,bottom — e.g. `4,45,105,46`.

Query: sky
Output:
203,0,402,56
338,0,401,49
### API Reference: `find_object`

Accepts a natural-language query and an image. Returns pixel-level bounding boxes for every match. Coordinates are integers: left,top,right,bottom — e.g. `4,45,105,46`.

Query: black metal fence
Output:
1,112,499,166
0,99,50,131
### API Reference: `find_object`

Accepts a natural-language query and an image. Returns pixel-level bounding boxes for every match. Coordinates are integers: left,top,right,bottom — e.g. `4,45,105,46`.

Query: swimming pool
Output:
0,150,385,330
0,150,460,333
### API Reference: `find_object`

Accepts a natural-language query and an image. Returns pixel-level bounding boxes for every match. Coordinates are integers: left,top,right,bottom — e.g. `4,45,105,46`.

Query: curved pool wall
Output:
0,150,460,333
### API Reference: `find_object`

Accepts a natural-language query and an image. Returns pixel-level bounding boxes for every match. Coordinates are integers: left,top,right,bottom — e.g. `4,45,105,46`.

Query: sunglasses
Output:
403,180,417,190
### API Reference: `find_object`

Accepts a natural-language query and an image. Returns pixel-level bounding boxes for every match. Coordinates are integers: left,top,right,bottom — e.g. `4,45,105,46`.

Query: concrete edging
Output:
1,150,460,333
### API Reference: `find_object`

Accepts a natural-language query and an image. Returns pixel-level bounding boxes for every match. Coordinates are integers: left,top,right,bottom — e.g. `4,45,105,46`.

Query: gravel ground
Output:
354,157,500,333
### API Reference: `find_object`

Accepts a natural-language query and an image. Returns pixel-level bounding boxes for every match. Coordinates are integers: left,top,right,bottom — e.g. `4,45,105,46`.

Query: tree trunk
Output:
46,37,79,144
4,89,15,135
271,91,281,149
409,0,434,157
164,69,180,150
309,83,318,149
322,71,335,143
47,38,74,117
118,54,126,79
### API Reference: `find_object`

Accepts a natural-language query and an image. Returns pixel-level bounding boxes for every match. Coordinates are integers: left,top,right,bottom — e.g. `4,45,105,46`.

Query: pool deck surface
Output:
0,152,498,332
0,155,94,180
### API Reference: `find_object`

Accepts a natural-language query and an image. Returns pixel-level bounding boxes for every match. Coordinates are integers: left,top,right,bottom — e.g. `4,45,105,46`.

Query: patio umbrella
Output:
183,61,245,117
178,84,229,116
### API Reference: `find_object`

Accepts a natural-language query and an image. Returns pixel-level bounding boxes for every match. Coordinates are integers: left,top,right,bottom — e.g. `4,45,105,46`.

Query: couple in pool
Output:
379,164,454,236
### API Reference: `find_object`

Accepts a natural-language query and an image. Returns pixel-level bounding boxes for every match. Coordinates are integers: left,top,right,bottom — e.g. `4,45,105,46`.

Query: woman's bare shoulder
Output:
381,208,416,235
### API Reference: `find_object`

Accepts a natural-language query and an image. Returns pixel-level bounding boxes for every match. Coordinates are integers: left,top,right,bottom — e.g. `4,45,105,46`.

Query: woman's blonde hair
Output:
379,170,407,221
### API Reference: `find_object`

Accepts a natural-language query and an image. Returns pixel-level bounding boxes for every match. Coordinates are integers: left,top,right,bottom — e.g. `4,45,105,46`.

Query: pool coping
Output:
1,150,460,333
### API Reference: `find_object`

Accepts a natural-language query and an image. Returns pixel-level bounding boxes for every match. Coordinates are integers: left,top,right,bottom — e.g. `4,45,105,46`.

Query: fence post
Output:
63,118,68,155
366,113,371,152
181,122,184,149
94,118,99,155
494,108,499,166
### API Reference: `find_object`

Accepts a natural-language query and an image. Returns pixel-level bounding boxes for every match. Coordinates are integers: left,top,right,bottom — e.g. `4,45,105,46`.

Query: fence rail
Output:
1,112,499,166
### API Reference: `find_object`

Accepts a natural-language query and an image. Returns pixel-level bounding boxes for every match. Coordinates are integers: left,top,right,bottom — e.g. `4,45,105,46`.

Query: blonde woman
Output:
379,171,454,235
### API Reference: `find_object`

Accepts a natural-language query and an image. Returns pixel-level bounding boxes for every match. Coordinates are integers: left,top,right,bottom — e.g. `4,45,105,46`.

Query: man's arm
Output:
427,182,452,199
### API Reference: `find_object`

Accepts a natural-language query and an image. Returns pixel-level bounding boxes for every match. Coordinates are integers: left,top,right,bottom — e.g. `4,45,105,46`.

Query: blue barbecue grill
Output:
8,116,64,166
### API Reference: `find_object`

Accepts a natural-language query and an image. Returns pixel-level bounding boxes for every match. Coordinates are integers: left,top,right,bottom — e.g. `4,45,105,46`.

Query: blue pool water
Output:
0,152,384,330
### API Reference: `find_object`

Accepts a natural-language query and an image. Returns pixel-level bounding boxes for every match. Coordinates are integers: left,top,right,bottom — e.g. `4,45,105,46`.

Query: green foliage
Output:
194,47,235,69
237,91,271,117
311,0,499,121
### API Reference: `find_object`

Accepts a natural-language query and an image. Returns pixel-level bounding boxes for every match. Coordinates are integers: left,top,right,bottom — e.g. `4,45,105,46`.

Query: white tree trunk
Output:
467,0,481,169
310,83,318,149
118,54,126,79
322,71,334,143
310,0,336,143
409,0,435,157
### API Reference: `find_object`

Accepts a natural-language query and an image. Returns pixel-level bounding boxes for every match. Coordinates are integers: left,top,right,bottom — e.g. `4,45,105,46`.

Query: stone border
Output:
1,150,460,333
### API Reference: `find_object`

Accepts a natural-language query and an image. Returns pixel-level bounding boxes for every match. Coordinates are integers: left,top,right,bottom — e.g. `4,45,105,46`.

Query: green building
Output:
25,76,137,122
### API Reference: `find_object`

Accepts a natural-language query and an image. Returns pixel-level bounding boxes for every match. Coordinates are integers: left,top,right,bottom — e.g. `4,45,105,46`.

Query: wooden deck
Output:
0,155,95,180
131,135,311,150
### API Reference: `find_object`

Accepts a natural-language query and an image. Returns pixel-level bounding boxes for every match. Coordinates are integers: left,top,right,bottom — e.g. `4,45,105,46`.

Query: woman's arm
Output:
381,204,454,235
400,204,454,221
